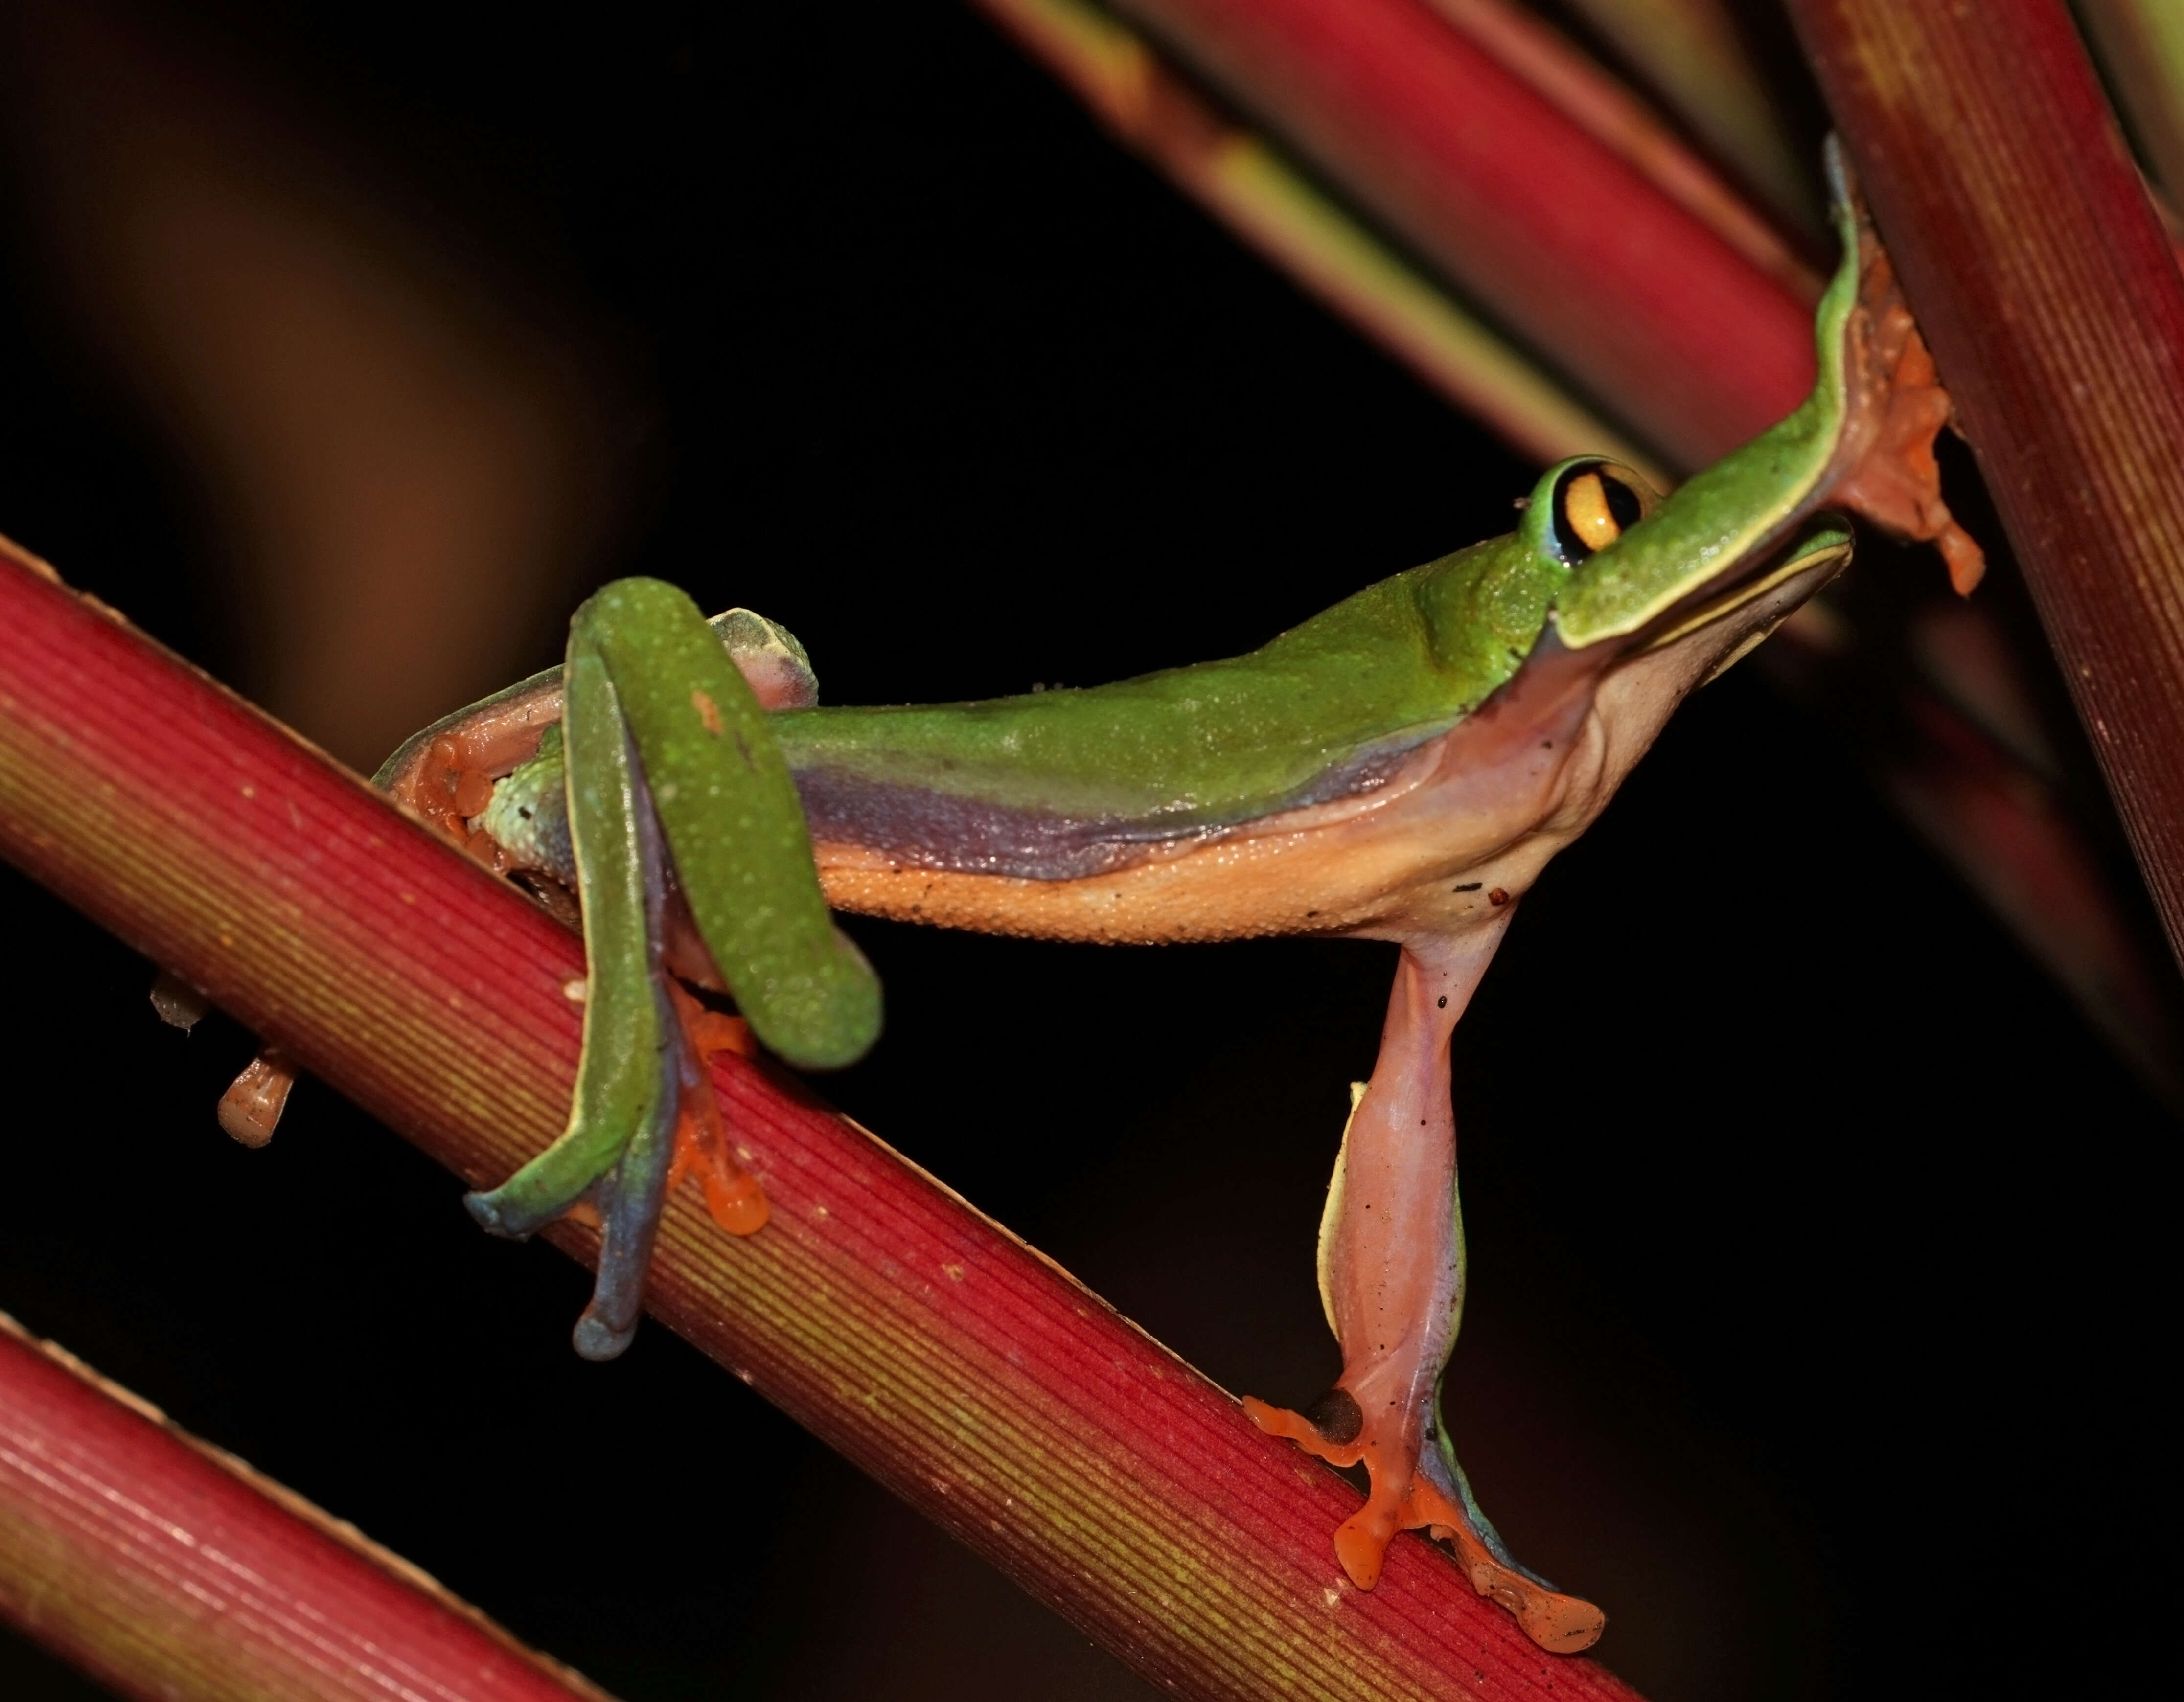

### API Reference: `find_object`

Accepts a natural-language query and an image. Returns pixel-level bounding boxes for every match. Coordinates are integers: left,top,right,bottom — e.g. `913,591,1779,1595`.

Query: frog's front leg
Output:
1245,922,1605,1652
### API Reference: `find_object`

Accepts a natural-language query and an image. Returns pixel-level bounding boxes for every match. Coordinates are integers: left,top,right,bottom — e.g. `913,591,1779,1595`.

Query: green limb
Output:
465,649,677,1241
574,577,881,1070
469,580,875,1359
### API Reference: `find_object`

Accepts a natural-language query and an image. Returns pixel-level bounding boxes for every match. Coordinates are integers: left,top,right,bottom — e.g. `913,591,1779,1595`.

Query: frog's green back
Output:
773,529,1566,832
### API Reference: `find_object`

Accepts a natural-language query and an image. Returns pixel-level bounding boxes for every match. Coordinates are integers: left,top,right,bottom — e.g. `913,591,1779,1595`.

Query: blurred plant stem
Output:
1554,0,1824,238
2076,0,2184,202
974,0,1666,478
1101,0,1818,468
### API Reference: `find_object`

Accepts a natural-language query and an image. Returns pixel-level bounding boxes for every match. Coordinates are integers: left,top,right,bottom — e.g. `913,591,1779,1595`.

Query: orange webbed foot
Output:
1244,1388,1604,1654
1832,223,1987,593
409,734,506,860
665,985,770,1236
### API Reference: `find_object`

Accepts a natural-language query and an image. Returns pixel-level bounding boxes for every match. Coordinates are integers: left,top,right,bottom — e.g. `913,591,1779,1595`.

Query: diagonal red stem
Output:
0,539,1648,1699
0,1312,616,1702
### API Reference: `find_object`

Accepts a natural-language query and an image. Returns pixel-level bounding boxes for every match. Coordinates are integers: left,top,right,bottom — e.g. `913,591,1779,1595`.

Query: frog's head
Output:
1527,133,1977,677
1523,448,1852,686
1528,142,1866,675
1453,451,1850,854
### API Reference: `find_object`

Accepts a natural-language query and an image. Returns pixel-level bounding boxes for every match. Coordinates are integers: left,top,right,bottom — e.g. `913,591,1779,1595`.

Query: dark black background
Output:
0,4,2165,1699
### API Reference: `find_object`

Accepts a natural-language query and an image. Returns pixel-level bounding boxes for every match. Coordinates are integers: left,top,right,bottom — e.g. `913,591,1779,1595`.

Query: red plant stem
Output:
0,1311,612,1702
1105,0,1816,469
0,545,1652,1698
1788,0,2184,973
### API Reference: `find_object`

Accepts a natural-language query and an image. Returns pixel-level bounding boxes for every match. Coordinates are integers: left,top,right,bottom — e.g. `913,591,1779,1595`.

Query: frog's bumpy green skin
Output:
463,579,879,1359
578,580,877,1069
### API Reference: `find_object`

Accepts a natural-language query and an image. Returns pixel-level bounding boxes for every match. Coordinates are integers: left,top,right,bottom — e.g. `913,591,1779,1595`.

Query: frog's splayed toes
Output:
1243,1391,1605,1654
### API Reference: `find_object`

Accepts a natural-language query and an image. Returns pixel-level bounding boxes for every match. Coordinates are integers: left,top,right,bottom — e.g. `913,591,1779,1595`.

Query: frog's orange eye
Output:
1551,460,1658,564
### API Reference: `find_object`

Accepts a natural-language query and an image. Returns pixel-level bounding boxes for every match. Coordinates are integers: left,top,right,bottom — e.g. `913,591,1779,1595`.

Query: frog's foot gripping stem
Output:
1824,139,1986,594
461,983,684,1363
463,984,767,1359
1242,1391,1605,1654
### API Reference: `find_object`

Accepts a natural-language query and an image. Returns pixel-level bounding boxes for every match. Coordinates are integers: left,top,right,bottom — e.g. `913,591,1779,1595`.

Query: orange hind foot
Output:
1243,1392,1605,1654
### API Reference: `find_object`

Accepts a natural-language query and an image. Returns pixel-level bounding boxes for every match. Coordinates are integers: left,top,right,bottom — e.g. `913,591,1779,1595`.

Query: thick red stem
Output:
0,541,1650,1699
0,1311,612,1702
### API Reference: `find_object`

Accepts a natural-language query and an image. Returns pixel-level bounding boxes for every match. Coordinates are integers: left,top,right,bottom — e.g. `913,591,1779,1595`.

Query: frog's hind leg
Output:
578,578,880,1074
468,580,875,1359
1243,929,1604,1653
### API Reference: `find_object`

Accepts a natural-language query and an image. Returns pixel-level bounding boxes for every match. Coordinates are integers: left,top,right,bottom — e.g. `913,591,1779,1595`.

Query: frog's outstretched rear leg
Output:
1243,930,1604,1653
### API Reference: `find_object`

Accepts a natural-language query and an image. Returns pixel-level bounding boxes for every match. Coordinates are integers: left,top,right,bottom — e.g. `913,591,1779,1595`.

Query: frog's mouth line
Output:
1628,530,1853,658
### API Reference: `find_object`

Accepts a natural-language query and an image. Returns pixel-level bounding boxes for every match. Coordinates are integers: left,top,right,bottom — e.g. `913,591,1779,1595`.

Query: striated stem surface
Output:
0,539,1648,1700
0,1311,614,1702
1788,0,2184,975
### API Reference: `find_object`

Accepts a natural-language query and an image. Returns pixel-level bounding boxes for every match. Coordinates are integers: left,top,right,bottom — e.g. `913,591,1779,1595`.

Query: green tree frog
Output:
225,146,1979,1653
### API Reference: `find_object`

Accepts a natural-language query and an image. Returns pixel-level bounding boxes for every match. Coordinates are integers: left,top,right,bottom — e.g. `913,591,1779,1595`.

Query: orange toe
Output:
702,1166,769,1235
1406,1475,1605,1654
1246,1391,1604,1651
668,985,770,1237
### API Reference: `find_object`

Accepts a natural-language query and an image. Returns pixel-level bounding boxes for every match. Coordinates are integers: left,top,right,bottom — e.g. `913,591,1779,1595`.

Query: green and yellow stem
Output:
972,0,1667,480
1551,0,1826,239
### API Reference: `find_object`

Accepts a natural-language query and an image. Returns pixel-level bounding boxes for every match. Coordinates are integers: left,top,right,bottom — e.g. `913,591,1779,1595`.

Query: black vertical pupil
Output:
1602,471,1643,531
1550,463,1601,562
1549,461,1645,563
